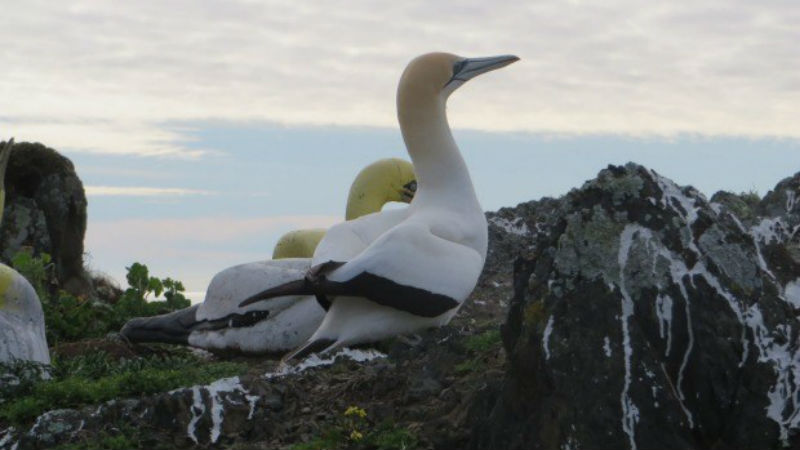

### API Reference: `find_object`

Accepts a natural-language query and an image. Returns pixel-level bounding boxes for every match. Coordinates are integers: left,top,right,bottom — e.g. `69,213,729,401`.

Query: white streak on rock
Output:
543,315,554,360
187,386,205,444
489,216,530,236
655,294,674,356
785,280,800,309
744,306,800,447
603,336,612,358
183,376,258,444
617,226,640,450
0,428,15,448
786,190,797,213
264,348,387,379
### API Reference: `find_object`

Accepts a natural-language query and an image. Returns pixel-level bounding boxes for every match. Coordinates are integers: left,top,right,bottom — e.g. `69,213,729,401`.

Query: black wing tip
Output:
238,295,263,308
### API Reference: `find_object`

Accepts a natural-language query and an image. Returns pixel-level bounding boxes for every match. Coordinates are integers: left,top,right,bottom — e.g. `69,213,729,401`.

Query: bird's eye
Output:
404,180,417,192
452,60,467,76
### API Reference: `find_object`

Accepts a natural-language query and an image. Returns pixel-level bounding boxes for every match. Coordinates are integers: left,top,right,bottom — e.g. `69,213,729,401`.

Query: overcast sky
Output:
2,1,799,300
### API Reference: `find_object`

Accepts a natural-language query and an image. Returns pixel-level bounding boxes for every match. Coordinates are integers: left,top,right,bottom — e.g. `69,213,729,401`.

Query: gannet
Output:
121,159,415,353
240,52,519,360
272,158,416,259
0,139,51,364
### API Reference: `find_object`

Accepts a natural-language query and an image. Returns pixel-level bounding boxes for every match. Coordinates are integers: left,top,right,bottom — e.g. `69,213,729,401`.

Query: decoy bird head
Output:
397,52,519,108
345,158,417,220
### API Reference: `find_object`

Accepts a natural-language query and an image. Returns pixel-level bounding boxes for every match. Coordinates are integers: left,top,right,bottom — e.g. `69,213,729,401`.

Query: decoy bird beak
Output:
401,180,417,202
446,55,519,87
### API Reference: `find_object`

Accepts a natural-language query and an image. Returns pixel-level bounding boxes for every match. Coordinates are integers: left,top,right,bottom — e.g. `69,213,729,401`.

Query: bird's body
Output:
0,139,51,365
241,52,518,359
121,159,416,353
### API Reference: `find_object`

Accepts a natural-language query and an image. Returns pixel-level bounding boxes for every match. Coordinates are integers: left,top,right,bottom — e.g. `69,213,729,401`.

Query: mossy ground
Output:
0,344,246,426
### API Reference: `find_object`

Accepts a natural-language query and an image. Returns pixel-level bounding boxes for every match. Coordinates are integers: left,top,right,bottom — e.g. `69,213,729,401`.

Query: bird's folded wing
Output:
312,208,409,266
325,222,484,309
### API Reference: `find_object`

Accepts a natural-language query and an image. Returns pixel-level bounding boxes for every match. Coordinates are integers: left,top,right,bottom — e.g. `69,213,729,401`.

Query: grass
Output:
463,329,501,353
290,406,418,450
0,350,246,426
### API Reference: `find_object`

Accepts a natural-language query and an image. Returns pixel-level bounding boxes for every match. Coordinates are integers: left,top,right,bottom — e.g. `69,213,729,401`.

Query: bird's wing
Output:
312,208,409,265
321,221,484,316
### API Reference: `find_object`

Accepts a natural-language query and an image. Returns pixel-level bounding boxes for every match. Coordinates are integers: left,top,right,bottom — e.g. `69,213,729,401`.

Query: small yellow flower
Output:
344,406,367,418
349,430,364,441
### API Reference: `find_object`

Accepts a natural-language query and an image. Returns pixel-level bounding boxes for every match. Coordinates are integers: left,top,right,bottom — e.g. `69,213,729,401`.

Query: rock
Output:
0,141,91,297
469,164,800,449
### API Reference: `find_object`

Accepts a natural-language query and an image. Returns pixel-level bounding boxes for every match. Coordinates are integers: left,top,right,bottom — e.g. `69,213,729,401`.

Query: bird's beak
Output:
400,180,417,202
0,138,14,183
447,54,519,86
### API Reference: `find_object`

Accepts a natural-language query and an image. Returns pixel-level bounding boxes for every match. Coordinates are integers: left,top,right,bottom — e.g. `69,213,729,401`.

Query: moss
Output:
463,329,501,353
523,301,546,325
454,358,484,374
368,421,419,450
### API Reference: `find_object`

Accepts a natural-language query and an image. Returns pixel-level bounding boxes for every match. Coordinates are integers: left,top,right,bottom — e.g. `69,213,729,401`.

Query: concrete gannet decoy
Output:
122,257,320,353
272,158,416,259
120,159,415,353
240,52,519,360
0,139,51,364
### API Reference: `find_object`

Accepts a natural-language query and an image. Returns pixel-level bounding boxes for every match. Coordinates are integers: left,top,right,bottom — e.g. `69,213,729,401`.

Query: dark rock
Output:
469,164,800,450
0,141,91,296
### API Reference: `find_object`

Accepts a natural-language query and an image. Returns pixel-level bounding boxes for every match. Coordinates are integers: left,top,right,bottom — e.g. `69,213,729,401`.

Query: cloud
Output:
2,0,799,158
85,186,215,197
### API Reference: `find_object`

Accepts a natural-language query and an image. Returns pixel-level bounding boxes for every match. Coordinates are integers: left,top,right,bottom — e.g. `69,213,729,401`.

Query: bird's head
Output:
397,52,519,108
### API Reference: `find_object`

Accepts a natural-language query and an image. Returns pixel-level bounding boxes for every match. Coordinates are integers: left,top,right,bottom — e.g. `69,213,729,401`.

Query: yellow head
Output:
345,158,416,220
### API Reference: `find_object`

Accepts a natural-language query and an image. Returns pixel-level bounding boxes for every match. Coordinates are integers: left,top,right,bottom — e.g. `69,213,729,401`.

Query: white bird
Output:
120,159,416,354
240,52,519,360
0,138,51,365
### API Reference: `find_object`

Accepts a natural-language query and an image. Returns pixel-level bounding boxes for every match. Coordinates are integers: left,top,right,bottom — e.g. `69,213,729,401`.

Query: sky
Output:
2,1,799,301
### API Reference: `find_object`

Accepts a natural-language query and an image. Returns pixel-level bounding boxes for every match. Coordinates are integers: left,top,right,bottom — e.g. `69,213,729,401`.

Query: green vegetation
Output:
10,250,190,345
454,328,503,374
0,351,246,425
463,329,501,352
292,405,418,450
52,431,137,450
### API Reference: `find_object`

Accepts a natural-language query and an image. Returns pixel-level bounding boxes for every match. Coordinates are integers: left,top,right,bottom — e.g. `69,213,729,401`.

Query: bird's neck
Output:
397,95,478,205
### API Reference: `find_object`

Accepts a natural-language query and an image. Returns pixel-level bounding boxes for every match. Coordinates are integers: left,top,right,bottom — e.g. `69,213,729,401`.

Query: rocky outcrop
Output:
0,141,91,296
469,164,800,450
